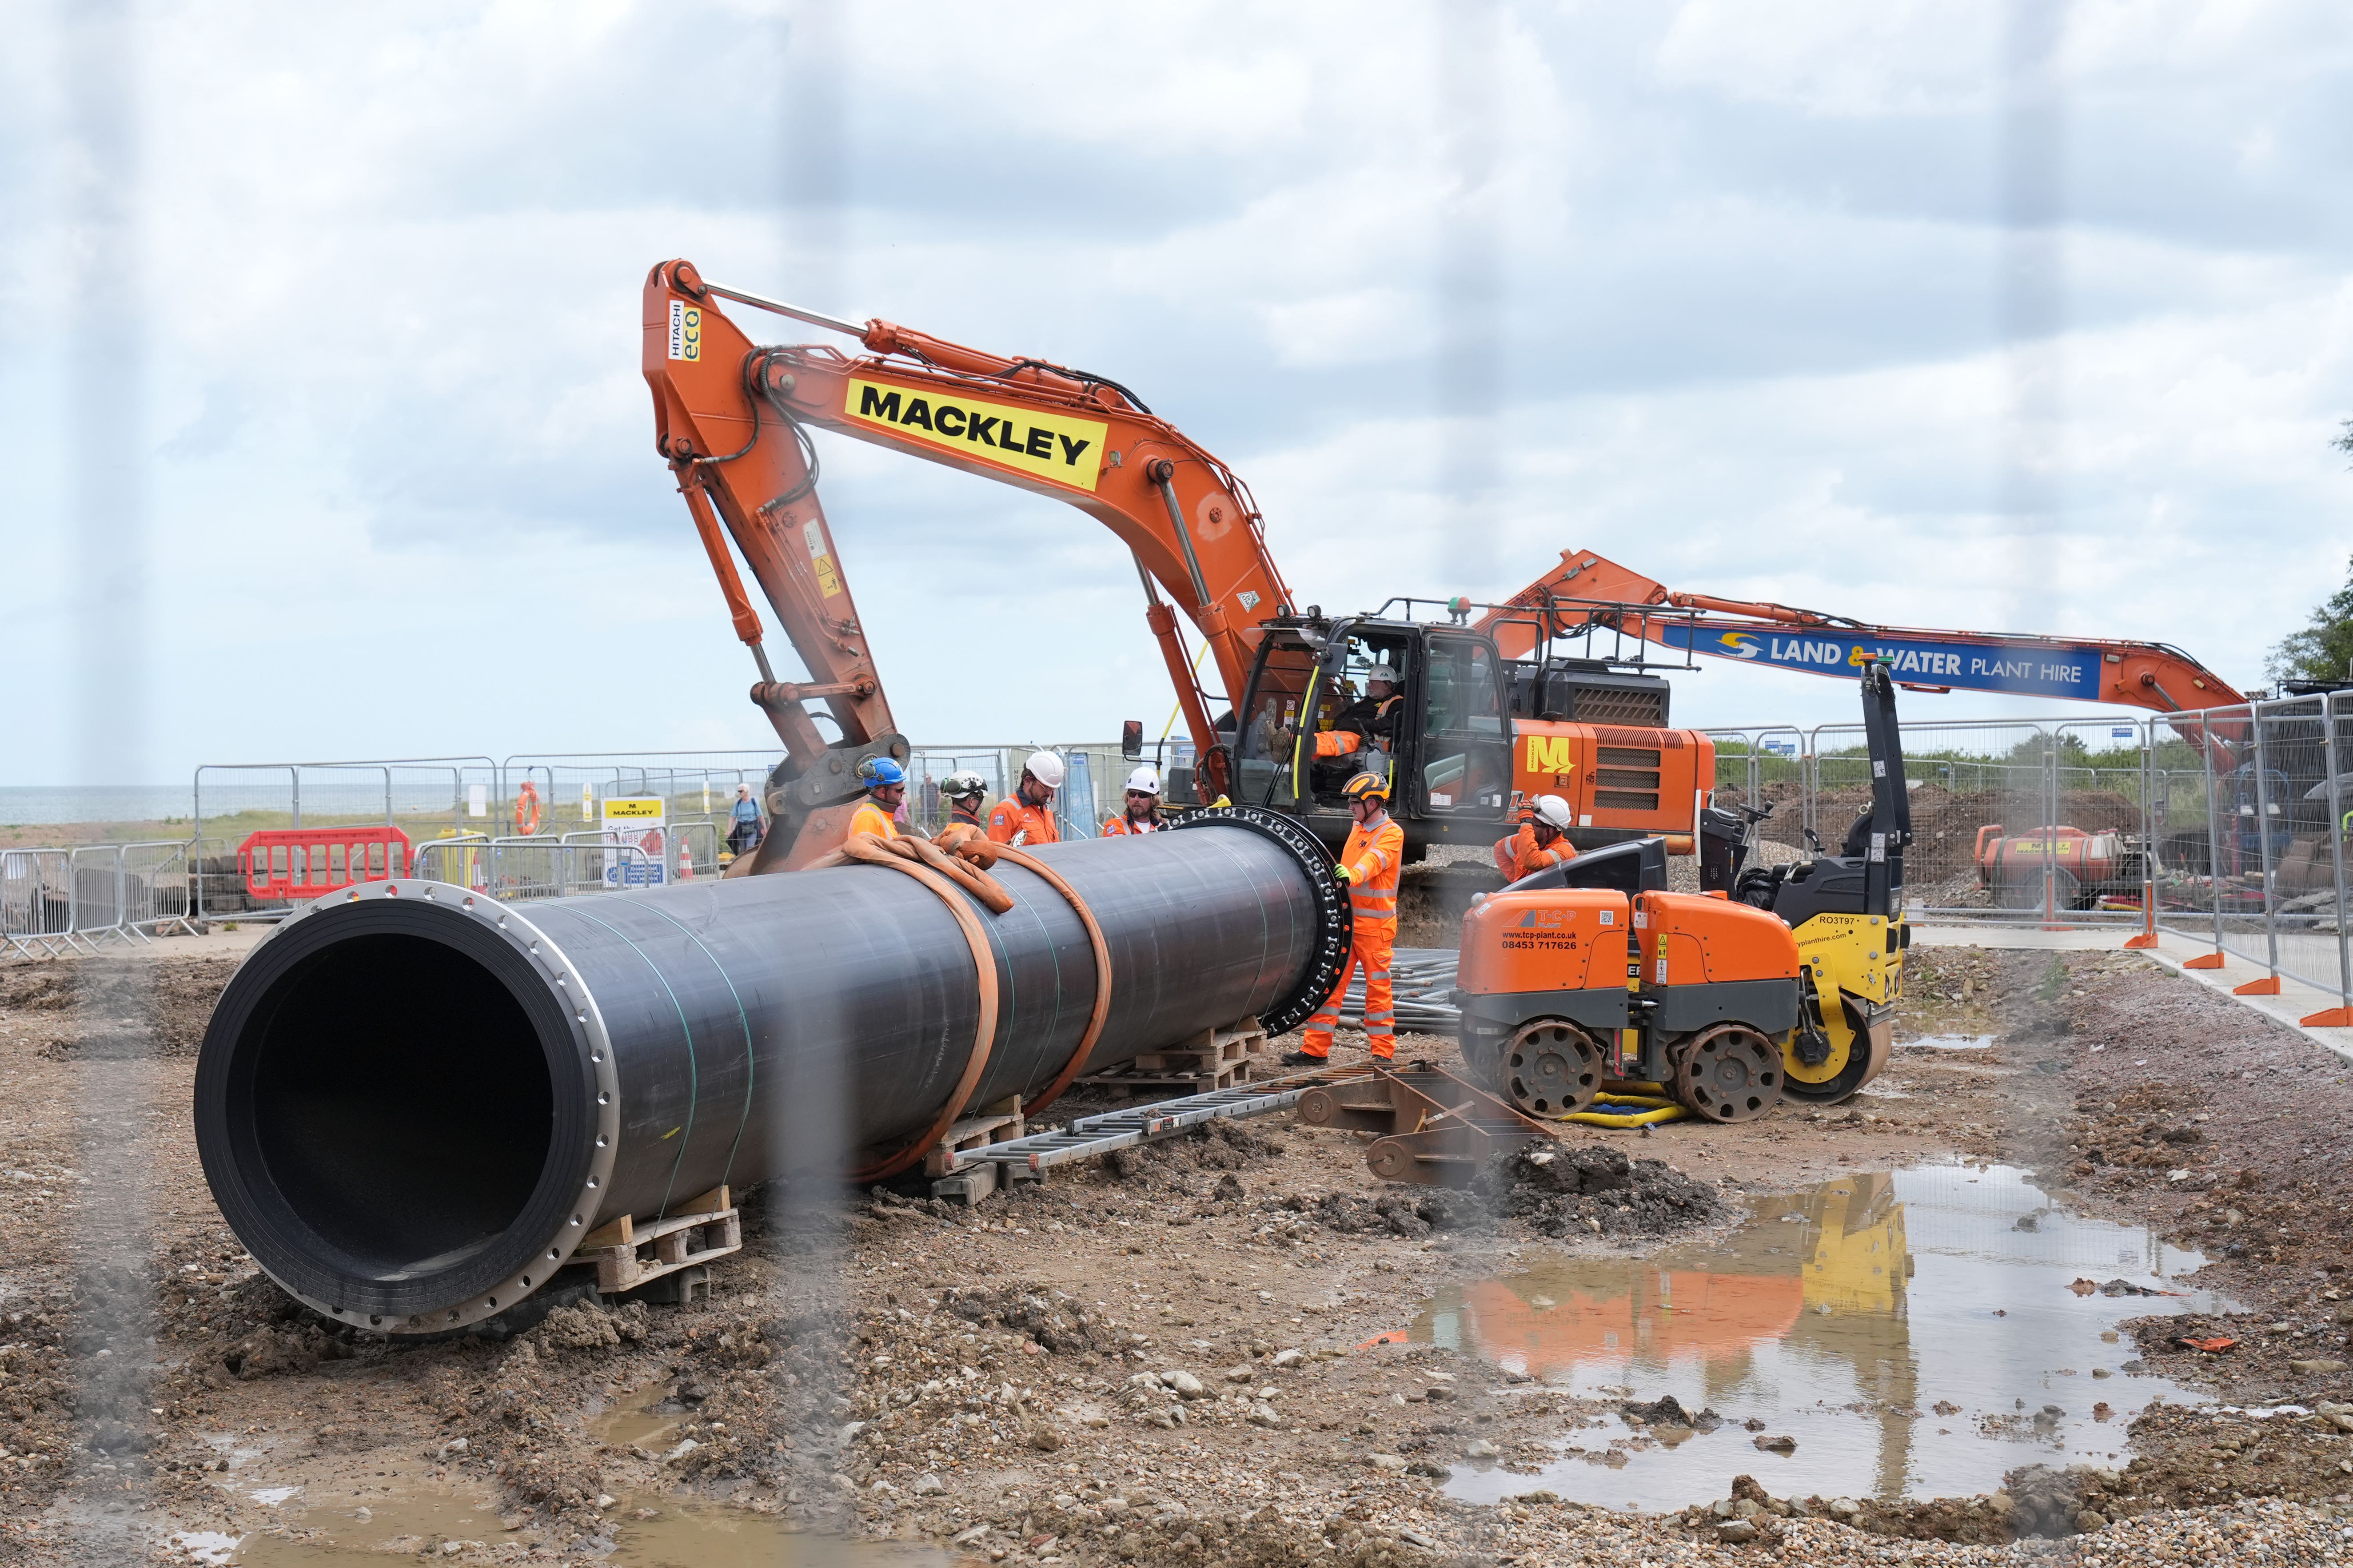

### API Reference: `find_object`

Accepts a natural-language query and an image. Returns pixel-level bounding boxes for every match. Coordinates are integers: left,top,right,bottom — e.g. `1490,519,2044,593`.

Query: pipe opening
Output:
245,933,554,1277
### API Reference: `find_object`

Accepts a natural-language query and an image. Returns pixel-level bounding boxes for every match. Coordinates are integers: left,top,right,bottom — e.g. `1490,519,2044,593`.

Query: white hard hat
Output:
1367,664,1399,685
1124,766,1162,796
1532,794,1574,830
1025,750,1067,789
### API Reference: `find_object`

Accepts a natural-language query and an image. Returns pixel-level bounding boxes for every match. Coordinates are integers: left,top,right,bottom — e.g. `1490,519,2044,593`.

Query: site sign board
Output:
601,797,667,888
1657,624,2105,702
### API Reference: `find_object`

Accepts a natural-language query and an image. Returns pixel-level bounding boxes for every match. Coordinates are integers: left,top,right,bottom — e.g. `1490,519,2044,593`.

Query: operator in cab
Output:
988,751,1064,846
1313,663,1404,760
1102,767,1167,836
1495,794,1577,881
934,771,989,840
1287,772,1405,1066
848,757,906,840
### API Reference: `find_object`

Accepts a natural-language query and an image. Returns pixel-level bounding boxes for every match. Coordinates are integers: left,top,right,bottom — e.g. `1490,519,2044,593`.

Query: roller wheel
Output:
1500,1021,1603,1120
1673,1023,1783,1123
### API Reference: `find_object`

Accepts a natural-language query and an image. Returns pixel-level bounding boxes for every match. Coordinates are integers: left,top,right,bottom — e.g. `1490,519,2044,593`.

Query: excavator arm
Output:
643,259,1296,836
1481,549,2247,720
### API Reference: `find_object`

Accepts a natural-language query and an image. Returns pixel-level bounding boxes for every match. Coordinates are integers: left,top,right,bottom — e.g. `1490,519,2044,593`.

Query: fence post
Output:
290,765,301,830
2236,700,2284,996
2126,718,2159,948
2308,691,2353,1027
2040,727,2064,931
192,768,207,923
2182,713,2230,969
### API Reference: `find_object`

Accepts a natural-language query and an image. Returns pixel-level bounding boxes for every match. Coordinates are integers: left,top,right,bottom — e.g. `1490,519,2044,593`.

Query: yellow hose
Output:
1568,1093,1689,1128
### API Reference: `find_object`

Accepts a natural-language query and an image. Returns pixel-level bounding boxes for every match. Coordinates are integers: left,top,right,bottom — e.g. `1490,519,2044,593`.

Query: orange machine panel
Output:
1458,888,1632,999
1633,890,1801,989
1512,724,1715,848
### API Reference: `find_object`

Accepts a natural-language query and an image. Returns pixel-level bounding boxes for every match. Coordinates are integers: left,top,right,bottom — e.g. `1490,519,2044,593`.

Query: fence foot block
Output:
2122,933,2159,950
2233,977,2283,996
2184,953,2227,970
2301,1008,2353,1028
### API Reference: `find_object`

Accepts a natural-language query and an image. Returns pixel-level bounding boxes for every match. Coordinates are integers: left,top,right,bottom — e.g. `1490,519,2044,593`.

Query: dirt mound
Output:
1288,1141,1723,1241
1104,1119,1280,1182
1486,1140,1727,1238
1291,1189,1485,1238
938,1282,1122,1356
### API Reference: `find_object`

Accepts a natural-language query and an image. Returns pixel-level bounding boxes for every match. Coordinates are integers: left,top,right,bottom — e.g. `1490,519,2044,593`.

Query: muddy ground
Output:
3,943,2352,1565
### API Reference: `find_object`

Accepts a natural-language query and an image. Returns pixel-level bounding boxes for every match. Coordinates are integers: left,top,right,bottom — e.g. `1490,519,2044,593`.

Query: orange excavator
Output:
642,262,1719,866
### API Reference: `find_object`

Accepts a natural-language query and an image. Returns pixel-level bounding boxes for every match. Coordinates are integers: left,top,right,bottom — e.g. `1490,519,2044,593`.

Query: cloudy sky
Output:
5,0,2350,786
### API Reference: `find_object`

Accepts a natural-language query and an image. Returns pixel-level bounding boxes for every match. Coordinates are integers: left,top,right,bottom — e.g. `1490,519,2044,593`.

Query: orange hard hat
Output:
1343,773,1389,803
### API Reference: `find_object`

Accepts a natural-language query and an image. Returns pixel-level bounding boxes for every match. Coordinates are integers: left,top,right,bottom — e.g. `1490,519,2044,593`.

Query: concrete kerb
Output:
1910,923,2353,1067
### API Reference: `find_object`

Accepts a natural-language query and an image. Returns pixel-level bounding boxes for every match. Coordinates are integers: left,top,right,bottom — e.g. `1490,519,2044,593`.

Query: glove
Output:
1333,863,1354,887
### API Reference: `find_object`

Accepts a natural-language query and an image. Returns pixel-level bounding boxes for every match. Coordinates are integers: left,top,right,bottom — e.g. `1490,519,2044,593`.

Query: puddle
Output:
599,1377,686,1452
1414,1166,2232,1511
1898,1034,1998,1051
228,1489,944,1566
226,1399,946,1568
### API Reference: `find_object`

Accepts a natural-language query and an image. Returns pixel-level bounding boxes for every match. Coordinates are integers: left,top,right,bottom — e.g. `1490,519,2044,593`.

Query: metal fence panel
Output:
121,840,197,936
1,850,79,957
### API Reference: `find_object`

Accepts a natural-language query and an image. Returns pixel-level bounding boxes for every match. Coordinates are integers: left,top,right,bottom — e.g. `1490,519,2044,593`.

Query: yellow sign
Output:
844,377,1109,492
1523,736,1578,776
803,519,843,599
603,797,664,820
667,300,702,362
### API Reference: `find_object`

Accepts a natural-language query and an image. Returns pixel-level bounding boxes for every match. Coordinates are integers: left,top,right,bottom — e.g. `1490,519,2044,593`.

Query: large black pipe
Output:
194,808,1342,1335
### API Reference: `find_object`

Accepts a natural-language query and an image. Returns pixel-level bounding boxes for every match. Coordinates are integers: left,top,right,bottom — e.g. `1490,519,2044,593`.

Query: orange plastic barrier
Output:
239,826,413,901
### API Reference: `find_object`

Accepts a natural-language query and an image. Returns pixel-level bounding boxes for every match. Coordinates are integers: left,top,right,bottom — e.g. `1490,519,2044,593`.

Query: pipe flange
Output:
250,879,619,1337
1172,806,1348,1036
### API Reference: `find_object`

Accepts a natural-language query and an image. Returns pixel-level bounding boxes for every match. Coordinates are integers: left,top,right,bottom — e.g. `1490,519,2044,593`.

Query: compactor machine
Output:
1457,663,1912,1122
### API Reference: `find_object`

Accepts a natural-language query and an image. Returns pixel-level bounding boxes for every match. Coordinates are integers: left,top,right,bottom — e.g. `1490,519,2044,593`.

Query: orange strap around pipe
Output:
985,844,1113,1118
841,836,1003,1182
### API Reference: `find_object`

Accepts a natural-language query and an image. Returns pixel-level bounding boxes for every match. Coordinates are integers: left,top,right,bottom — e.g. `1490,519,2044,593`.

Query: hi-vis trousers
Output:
1301,920,1395,1060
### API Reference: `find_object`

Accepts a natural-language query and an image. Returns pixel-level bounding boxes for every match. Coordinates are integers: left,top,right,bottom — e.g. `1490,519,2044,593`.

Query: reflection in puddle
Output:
1898,1034,1998,1051
1416,1166,2230,1511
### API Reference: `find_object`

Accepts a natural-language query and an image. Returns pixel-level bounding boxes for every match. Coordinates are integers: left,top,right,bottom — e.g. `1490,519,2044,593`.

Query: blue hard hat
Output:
858,756,907,788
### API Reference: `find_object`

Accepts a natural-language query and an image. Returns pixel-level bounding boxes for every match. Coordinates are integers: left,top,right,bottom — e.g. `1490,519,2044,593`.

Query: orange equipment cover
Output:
1975,824,2123,880
1511,724,1713,854
1633,890,1801,991
1457,888,1632,999
239,826,413,902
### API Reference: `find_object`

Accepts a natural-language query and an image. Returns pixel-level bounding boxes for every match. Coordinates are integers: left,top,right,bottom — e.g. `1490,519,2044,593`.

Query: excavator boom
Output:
1481,549,2247,716
644,259,1296,837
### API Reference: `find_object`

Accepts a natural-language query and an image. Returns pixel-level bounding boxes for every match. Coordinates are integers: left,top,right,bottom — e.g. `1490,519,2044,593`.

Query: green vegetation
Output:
2267,549,2353,688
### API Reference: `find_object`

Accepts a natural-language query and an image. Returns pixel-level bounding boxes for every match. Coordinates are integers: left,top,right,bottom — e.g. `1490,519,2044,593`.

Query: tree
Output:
2269,552,2353,686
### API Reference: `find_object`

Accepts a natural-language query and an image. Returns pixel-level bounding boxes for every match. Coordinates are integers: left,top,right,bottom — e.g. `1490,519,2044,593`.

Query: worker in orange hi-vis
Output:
847,756,906,840
1286,772,1405,1066
987,750,1065,846
1101,766,1168,836
1494,794,1578,881
1312,664,1404,760
933,771,989,840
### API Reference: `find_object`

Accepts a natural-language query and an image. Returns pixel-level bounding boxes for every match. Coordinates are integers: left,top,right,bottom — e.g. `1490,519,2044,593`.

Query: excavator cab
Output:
1233,615,1516,855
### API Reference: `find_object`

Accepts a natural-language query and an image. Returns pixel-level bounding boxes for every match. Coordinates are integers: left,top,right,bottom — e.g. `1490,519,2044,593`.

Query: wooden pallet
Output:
922,1095,1026,1178
579,1184,741,1295
1082,1017,1270,1096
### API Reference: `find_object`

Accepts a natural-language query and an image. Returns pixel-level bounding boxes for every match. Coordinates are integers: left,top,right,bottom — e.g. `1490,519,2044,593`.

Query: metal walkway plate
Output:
950,1063,1381,1176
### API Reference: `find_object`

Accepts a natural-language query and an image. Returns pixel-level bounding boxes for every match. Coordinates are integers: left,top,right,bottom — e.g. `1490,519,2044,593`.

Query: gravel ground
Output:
6,947,2353,1565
